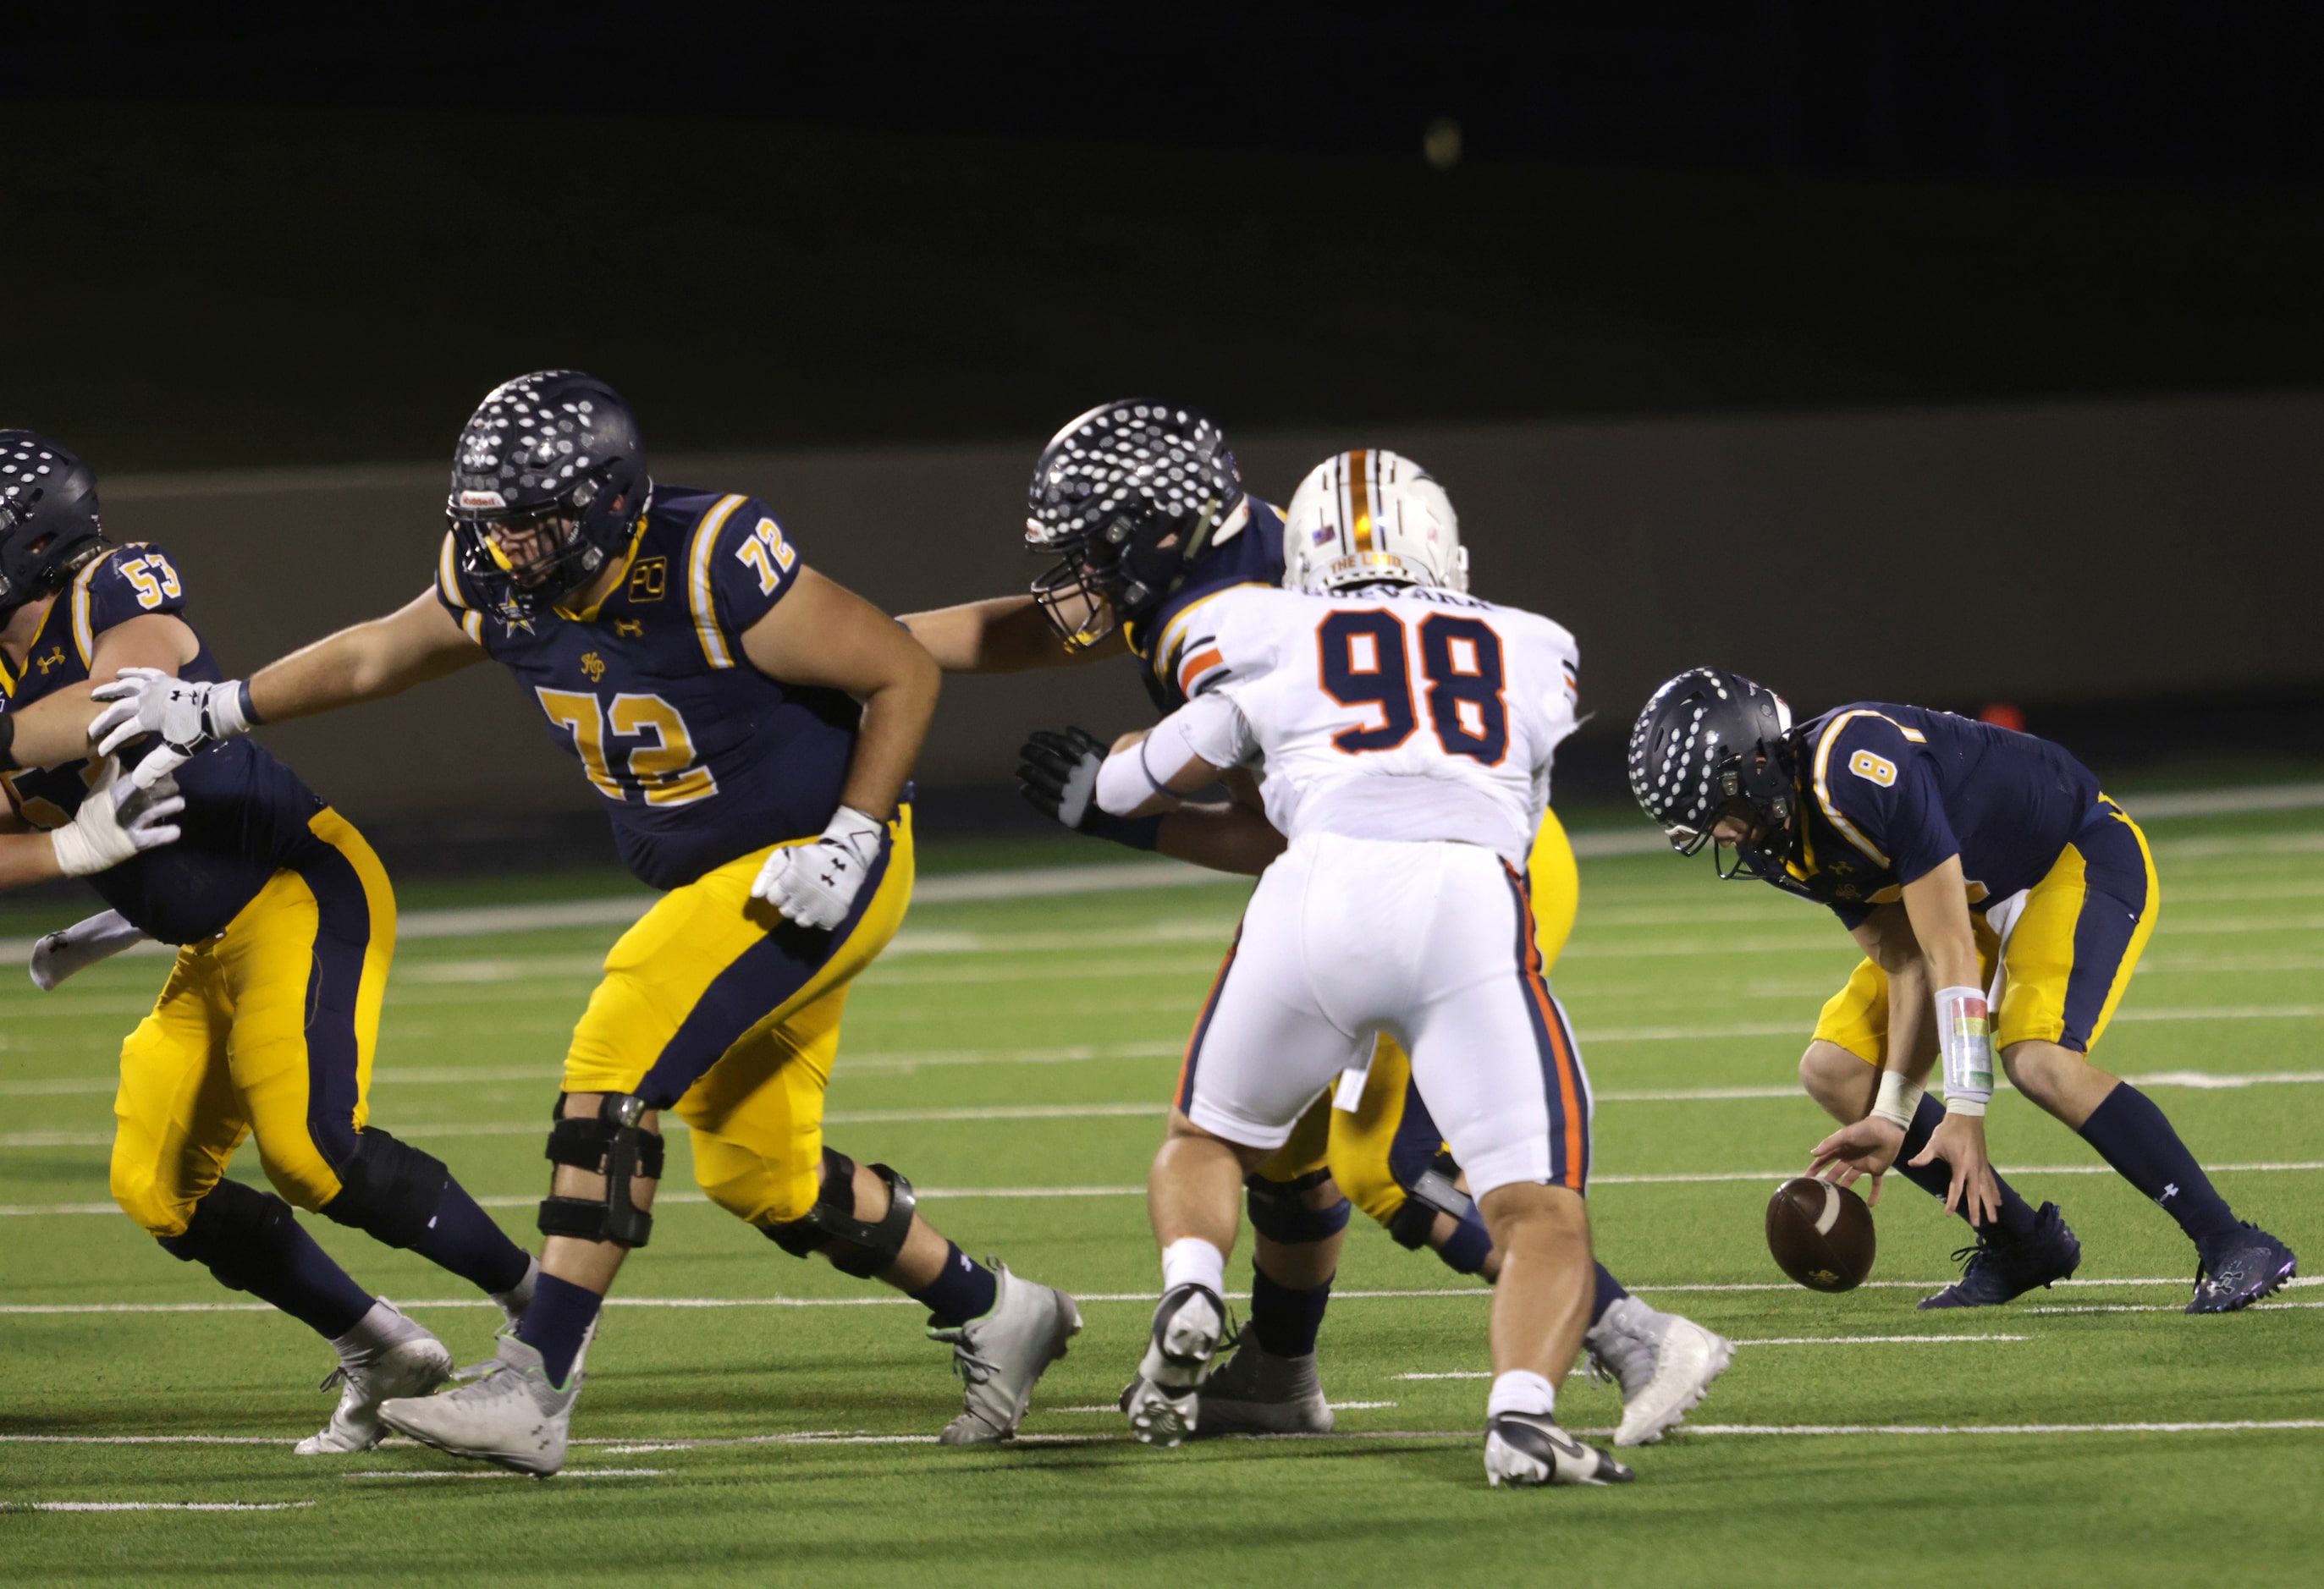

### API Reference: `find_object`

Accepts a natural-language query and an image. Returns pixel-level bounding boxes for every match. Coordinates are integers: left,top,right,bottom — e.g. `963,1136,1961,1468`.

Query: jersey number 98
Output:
1317,611,1508,765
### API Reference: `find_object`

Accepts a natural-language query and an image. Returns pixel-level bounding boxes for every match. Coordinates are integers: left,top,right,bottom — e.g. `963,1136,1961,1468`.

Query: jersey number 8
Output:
1317,610,1508,765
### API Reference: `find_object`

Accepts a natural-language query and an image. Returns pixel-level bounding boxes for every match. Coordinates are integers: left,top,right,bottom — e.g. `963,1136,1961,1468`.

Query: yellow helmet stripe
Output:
1347,448,1374,553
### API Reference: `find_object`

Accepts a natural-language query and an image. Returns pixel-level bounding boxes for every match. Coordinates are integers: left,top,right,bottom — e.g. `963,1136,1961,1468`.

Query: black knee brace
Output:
1245,1168,1353,1245
537,1092,665,1249
1385,1149,1474,1250
762,1148,916,1278
157,1179,297,1294
320,1127,451,1249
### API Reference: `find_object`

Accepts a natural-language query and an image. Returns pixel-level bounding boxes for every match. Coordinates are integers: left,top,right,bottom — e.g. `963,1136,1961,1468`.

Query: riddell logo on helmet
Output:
459,489,506,510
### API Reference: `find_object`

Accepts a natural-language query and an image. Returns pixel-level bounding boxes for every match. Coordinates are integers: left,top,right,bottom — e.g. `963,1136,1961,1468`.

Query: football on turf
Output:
1765,1175,1876,1292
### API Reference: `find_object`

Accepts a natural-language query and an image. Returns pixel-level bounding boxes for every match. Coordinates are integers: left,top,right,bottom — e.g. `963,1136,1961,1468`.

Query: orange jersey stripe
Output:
1178,646,1225,696
1509,866,1587,1188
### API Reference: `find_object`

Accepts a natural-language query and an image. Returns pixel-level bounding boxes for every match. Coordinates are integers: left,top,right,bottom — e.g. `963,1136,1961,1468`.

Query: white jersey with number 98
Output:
1169,582,1580,867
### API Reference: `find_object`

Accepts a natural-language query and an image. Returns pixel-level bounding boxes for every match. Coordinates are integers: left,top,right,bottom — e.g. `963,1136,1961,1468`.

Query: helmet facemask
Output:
1627,666,1804,888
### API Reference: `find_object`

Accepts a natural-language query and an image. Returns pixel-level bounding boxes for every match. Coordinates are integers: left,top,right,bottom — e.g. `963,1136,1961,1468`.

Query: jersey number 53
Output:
1317,610,1508,765
535,689,719,807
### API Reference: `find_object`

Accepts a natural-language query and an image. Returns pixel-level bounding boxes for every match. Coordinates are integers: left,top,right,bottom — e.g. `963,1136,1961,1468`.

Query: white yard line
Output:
340,1468,662,1480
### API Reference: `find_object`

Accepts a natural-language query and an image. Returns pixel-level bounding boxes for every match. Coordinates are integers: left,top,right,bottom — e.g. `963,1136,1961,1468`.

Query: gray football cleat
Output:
929,1262,1083,1445
1485,1410,1636,1487
378,1333,581,1476
1121,1283,1228,1449
1191,1338,1334,1437
1584,1296,1733,1447
293,1299,454,1456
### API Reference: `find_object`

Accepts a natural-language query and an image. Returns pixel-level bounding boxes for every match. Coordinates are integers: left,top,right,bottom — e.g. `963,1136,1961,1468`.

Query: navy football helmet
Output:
1025,399,1242,649
1628,667,1804,888
0,432,107,625
447,371,650,617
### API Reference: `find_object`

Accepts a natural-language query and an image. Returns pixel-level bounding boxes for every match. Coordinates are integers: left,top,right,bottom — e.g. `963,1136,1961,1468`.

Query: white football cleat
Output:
1484,1410,1635,1487
378,1333,581,1476
292,1299,454,1455
1585,1296,1732,1448
930,1262,1084,1445
1192,1338,1333,1437
1120,1284,1226,1449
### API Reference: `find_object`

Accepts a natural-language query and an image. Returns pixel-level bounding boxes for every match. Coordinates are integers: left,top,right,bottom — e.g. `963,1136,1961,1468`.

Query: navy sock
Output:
2077,1084,2240,1250
1436,1205,1495,1275
1589,1262,1629,1327
405,1180,531,1295
1896,1093,2040,1238
241,1213,374,1339
909,1243,1000,1328
1248,1263,1333,1358
517,1273,604,1386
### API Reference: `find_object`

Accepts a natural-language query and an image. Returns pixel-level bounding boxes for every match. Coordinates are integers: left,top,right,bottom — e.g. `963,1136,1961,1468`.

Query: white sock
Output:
1160,1237,1225,1300
492,1255,542,1314
333,1297,420,1362
1487,1369,1556,1420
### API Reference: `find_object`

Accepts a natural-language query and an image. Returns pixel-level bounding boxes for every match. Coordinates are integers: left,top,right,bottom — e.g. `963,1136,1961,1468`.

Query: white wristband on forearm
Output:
1872,1069,1925,1130
1936,983,1994,1116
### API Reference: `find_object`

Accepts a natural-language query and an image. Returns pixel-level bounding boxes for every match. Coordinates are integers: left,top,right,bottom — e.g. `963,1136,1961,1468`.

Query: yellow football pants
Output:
109,810,395,1238
1814,800,2160,1065
1253,807,1583,1219
562,808,915,1228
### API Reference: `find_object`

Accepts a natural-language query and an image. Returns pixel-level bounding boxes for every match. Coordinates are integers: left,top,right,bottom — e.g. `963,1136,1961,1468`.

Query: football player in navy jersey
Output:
1630,668,2298,1313
901,404,1730,1447
0,430,542,1454
92,373,1082,1473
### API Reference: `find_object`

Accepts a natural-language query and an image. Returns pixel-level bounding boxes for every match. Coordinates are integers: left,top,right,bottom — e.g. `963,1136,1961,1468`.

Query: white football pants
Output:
1177,832,1593,1198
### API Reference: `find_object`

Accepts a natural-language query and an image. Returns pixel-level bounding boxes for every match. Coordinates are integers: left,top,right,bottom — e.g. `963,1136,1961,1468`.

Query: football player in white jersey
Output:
1087,452,1632,1488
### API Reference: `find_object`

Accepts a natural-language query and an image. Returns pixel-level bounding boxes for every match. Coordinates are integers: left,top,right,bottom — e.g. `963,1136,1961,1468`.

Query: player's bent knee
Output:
1380,1147,1475,1250
761,1147,916,1278
1799,1040,1876,1118
1245,1169,1352,1245
320,1127,452,1248
537,1091,664,1249
156,1179,298,1293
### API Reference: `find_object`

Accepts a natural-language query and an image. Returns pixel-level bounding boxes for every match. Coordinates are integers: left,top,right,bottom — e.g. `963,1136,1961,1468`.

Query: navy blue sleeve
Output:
705,498,803,636
1812,712,1962,888
82,543,190,638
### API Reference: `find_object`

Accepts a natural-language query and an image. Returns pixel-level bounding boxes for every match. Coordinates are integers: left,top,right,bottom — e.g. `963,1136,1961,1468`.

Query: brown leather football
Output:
1766,1175,1877,1292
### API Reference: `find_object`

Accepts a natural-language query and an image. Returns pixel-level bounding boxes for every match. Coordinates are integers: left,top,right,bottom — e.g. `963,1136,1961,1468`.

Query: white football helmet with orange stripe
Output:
1280,449,1467,597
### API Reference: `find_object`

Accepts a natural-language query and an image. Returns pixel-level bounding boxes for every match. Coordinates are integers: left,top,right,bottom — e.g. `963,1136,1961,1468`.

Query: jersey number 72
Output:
1316,610,1507,765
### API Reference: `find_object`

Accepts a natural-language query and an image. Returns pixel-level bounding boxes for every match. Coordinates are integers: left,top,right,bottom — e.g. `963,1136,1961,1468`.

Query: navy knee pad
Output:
157,1179,297,1294
322,1126,452,1249
1245,1168,1352,1245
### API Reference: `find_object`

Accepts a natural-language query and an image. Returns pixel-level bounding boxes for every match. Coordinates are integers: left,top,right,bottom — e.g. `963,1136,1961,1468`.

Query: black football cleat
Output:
1484,1411,1635,1488
2187,1224,2299,1315
1917,1201,2082,1310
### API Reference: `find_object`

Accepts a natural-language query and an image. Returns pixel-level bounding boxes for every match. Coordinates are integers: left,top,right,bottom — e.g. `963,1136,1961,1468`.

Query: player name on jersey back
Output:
1179,583,1579,866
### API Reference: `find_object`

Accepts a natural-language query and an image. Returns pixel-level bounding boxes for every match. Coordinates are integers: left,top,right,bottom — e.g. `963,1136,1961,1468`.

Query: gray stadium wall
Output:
96,392,2322,822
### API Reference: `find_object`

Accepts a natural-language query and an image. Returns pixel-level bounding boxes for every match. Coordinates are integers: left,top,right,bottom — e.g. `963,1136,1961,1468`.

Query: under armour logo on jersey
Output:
614,619,643,638
32,646,65,675
2160,1183,2179,1203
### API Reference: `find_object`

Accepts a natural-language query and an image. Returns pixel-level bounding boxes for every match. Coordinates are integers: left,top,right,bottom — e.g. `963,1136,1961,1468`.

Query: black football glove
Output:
1018,726,1164,851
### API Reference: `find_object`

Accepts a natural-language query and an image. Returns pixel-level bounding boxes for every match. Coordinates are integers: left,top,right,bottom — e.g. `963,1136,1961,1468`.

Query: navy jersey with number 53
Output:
435,486,858,890
0,543,328,943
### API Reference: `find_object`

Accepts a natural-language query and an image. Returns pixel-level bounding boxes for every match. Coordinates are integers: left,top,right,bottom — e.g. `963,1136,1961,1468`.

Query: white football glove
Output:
47,759,184,878
751,805,885,931
30,909,150,991
89,667,254,785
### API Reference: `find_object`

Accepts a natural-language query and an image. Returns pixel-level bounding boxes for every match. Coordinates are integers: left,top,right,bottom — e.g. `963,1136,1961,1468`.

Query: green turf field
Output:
3,811,2319,1586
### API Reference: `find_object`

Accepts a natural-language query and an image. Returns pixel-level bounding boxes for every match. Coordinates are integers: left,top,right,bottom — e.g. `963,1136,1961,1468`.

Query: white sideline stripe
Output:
1678,1420,2324,1438
2127,781,2324,816
2027,1300,2324,1316
3,1278,2312,1316
0,1185,1148,1217
0,1501,315,1512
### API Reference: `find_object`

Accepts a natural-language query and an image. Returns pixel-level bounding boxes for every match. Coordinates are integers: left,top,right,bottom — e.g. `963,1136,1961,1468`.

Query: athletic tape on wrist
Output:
1871,1069,1924,1130
1936,983,1994,1111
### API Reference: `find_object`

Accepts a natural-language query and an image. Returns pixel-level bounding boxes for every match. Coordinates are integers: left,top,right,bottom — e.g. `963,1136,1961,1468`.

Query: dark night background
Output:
5,1,2321,872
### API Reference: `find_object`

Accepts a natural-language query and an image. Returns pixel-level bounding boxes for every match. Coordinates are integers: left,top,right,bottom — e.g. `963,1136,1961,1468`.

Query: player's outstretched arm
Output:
1092,704,1244,820
0,760,183,892
900,595,1125,674
1898,855,2002,1223
245,590,488,722
88,591,485,781
1809,904,1934,1201
0,613,197,772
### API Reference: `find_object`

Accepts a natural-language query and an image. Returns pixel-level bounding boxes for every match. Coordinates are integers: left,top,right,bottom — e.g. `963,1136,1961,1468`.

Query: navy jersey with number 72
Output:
1159,581,1580,870
435,485,862,890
